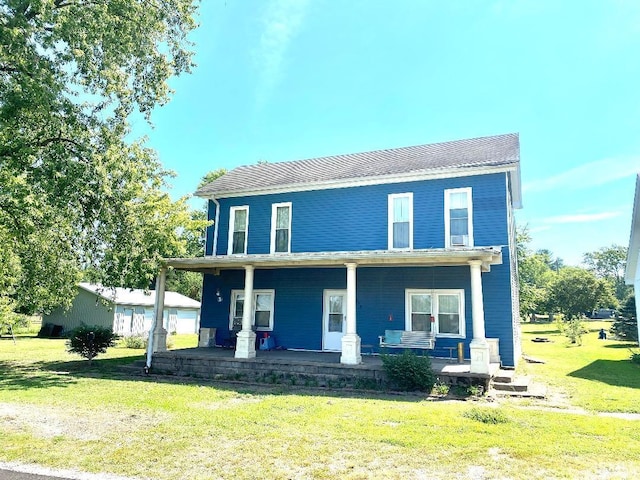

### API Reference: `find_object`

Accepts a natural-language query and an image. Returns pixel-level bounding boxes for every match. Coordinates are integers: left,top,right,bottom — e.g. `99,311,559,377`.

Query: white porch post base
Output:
340,333,362,365
153,327,168,352
235,330,257,359
470,338,490,374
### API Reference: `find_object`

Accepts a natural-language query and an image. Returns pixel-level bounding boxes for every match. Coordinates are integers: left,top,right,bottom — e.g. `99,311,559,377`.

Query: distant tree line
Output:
517,226,636,340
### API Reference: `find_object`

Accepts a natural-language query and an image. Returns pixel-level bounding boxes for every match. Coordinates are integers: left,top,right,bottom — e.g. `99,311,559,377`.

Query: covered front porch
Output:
146,247,504,375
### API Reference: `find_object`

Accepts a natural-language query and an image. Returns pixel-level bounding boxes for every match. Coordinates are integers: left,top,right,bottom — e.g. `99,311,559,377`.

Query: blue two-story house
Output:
162,133,522,373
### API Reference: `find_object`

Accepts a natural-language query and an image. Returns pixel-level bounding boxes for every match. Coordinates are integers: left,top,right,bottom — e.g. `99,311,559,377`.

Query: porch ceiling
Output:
163,247,503,273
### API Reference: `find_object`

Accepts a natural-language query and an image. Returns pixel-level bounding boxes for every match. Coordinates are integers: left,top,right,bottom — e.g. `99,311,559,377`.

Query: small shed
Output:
43,283,201,336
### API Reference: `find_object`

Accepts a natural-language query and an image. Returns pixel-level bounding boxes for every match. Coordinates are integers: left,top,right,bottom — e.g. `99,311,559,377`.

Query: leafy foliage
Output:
0,0,204,314
121,335,147,349
583,245,631,303
516,225,555,316
547,267,616,321
381,350,436,391
67,324,118,363
610,296,638,341
556,317,588,345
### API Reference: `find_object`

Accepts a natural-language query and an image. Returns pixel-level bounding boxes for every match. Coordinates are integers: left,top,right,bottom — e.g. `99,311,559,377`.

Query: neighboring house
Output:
165,133,522,373
624,174,640,344
43,283,201,336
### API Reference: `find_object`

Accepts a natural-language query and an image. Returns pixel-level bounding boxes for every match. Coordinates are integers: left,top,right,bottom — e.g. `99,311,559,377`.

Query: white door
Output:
323,290,347,351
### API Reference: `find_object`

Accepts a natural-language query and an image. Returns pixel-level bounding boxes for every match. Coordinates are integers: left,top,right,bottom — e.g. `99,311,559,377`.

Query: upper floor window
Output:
270,202,292,253
445,188,473,247
388,193,413,249
229,289,275,331
228,206,249,255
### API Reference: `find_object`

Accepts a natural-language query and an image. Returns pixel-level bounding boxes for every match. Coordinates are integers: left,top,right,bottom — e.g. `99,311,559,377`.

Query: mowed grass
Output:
520,320,640,413
0,331,639,479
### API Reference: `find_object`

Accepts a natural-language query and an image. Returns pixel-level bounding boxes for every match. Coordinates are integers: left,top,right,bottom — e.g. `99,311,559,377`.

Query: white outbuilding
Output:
42,283,200,336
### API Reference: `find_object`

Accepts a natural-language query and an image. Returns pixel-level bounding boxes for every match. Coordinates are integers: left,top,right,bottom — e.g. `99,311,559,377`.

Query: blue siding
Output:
199,171,518,366
200,261,517,366
211,173,510,255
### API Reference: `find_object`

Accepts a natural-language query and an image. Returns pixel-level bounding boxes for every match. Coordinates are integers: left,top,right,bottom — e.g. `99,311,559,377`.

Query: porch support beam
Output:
468,260,490,374
146,268,168,370
341,262,362,365
235,264,257,359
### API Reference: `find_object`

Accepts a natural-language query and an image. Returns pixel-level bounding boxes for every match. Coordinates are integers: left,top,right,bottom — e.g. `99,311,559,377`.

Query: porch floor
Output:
150,347,500,387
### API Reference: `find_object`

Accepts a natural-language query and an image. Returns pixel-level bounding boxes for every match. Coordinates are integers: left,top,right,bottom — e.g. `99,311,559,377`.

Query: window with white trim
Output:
228,206,249,254
445,188,473,247
388,193,413,249
229,289,275,331
270,202,291,253
405,289,465,338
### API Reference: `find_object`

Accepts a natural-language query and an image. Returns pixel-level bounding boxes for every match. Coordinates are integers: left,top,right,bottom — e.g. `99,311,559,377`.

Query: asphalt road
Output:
0,470,69,480
0,468,133,480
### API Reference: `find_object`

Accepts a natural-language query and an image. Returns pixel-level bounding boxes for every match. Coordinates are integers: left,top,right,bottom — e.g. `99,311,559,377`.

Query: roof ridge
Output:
196,133,520,197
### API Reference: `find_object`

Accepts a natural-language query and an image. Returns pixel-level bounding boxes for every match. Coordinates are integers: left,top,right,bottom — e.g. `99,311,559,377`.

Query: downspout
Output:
145,267,167,373
211,197,220,256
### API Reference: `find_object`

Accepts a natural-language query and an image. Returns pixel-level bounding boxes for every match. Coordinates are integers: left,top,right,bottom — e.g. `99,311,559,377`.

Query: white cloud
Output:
523,156,640,194
542,211,623,224
253,0,310,110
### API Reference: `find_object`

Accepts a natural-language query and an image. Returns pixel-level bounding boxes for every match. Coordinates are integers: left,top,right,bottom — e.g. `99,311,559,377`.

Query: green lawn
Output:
520,320,640,413
1,329,639,479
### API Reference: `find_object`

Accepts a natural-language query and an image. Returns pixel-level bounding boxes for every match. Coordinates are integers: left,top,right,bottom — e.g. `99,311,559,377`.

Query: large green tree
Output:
516,225,555,317
547,267,616,321
0,0,202,314
165,169,227,300
583,244,630,304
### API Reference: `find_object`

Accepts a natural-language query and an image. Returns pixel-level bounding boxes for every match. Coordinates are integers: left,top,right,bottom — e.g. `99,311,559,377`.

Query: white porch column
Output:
468,260,490,374
235,265,257,359
341,262,362,365
150,268,168,357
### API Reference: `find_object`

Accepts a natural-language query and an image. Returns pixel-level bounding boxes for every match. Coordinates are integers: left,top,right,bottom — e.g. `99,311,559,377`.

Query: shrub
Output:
630,350,640,365
432,381,450,396
121,332,173,350
611,317,639,342
381,350,436,392
467,384,485,397
463,407,509,424
557,318,587,345
122,335,147,349
67,324,118,363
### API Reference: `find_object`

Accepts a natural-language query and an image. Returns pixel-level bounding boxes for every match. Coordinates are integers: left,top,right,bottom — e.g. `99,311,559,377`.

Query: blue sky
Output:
133,0,640,266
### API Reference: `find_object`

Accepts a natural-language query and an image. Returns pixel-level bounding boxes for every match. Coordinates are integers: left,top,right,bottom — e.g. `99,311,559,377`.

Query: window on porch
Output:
388,193,413,250
270,202,291,253
405,289,465,338
229,289,275,331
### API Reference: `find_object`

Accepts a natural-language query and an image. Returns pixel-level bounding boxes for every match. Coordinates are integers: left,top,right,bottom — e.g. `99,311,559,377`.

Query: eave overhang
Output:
164,247,503,274
196,164,522,208
625,174,640,284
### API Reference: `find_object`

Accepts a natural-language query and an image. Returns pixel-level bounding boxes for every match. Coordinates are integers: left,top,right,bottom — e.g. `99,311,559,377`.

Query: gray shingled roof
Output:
79,283,200,309
196,133,520,198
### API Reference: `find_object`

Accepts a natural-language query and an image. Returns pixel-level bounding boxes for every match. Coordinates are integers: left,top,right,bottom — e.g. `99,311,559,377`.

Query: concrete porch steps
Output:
490,369,547,399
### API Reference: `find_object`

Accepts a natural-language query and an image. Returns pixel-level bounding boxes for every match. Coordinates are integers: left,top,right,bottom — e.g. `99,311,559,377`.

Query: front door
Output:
323,290,347,351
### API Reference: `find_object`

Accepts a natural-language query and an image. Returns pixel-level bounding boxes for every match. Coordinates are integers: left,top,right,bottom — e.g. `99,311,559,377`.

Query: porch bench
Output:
378,330,435,351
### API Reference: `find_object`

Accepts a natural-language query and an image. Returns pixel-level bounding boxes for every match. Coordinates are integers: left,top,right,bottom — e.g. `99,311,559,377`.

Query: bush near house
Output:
381,350,436,391
67,324,118,363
